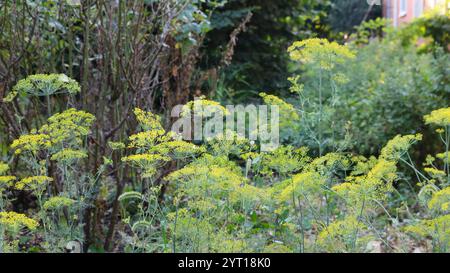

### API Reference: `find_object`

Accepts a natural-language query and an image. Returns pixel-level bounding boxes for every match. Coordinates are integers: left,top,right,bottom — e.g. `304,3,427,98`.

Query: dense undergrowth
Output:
0,2,449,253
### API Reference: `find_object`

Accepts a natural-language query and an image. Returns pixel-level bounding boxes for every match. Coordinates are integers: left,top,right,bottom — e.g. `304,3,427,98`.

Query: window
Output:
400,0,408,16
414,0,423,17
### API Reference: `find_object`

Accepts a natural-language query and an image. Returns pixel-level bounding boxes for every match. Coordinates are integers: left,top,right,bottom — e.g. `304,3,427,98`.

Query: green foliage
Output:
327,0,381,35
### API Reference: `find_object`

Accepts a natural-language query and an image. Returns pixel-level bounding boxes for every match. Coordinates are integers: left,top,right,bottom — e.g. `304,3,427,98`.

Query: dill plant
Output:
403,107,450,252
287,38,355,156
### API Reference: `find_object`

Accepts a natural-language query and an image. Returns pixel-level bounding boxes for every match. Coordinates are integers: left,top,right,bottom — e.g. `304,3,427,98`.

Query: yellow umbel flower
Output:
308,152,351,175
317,216,370,252
122,153,171,178
10,133,51,155
108,141,126,150
367,159,397,183
122,153,171,165
405,215,450,250
424,167,446,179
15,176,53,190
0,211,38,230
0,162,9,175
278,171,325,202
43,196,75,211
50,149,87,163
0,176,16,188
288,38,355,70
332,157,397,211
127,130,169,149
12,74,80,97
424,107,450,127
436,152,450,164
133,108,164,131
380,134,422,161
39,108,95,145
259,92,300,126
428,186,450,213
154,140,204,159
181,96,228,117
256,146,310,177
205,130,250,157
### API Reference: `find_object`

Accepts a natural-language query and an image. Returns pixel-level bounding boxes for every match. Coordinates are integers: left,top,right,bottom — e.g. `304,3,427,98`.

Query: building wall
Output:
383,0,448,27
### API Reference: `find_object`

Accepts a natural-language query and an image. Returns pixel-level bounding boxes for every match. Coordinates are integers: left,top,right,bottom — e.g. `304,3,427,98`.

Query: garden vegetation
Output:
0,1,449,253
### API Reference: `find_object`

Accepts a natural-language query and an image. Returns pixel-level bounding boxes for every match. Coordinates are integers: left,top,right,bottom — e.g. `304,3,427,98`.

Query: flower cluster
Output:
15,176,53,191
259,92,301,131
50,149,87,164
39,108,95,146
428,186,450,213
123,108,202,178
288,38,355,70
380,134,422,161
11,109,95,156
122,154,171,178
11,74,80,97
0,176,16,189
424,107,450,127
0,211,38,231
317,216,370,252
277,171,325,203
0,162,9,175
10,134,51,155
181,96,228,118
251,146,310,177
43,196,75,211
405,215,450,249
133,108,164,131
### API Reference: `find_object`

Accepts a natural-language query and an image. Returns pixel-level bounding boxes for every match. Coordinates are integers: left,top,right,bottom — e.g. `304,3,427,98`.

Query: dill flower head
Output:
122,153,171,178
259,92,300,123
405,215,450,248
424,167,446,180
380,134,422,161
10,133,51,155
0,176,16,189
166,154,247,204
12,73,80,97
134,108,164,131
155,140,205,159
15,176,53,191
256,146,310,177
205,130,250,157
307,152,351,175
428,186,450,213
278,171,325,202
108,141,126,150
43,196,75,211
288,38,355,70
127,130,169,149
39,108,95,145
424,107,450,127
0,211,38,231
436,152,450,164
367,159,397,183
50,149,87,164
0,162,9,175
333,158,397,211
317,216,370,252
181,96,228,118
